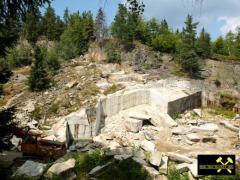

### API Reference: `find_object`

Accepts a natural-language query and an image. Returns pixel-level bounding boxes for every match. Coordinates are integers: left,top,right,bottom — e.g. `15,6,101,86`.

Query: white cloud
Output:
218,16,240,34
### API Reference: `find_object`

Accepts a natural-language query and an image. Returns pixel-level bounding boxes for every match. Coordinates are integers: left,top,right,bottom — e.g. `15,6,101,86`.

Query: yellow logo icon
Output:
216,156,234,174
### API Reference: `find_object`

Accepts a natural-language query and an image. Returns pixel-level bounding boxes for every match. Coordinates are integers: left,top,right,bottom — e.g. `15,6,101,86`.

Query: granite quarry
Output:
1,57,240,179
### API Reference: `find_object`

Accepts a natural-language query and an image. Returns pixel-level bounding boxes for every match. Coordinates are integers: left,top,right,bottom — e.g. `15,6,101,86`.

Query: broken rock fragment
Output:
125,118,142,133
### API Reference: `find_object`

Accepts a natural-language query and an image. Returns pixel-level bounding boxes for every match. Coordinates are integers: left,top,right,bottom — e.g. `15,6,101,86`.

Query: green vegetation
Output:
103,84,125,95
208,107,236,119
177,15,201,78
106,49,121,64
6,40,33,68
28,47,52,91
30,106,43,121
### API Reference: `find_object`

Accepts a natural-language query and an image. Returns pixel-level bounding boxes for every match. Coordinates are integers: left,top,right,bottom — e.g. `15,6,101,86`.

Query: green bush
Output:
152,33,177,53
0,58,12,83
75,149,109,172
6,40,33,68
106,49,121,64
211,53,240,61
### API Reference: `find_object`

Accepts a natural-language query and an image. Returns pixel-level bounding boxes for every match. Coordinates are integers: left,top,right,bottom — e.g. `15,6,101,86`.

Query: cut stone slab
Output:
141,140,155,152
159,156,168,175
176,163,189,173
190,123,218,134
149,151,162,167
89,162,112,177
186,133,201,142
125,118,143,133
127,111,151,121
167,152,193,164
144,165,159,179
15,160,47,178
132,157,148,166
220,121,239,132
46,159,76,178
172,127,190,135
114,154,132,161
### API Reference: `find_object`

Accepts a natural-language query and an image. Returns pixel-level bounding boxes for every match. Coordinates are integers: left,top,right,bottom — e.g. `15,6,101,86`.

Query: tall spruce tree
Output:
179,15,201,78
196,28,211,58
42,5,58,40
95,8,108,45
28,47,51,91
111,4,130,41
63,8,70,26
82,11,95,42
24,9,42,44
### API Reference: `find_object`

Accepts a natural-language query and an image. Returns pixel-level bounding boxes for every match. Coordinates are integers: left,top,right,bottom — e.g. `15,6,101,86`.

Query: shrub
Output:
103,84,124,95
0,58,12,84
30,107,42,121
6,40,33,68
106,49,121,64
152,33,177,53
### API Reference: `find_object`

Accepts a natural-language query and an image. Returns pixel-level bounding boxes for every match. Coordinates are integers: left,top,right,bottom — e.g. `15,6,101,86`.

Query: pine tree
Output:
179,15,201,78
159,19,169,34
212,36,227,55
95,8,108,45
111,4,133,42
42,5,58,40
28,47,51,91
24,9,42,44
196,28,211,58
59,12,90,60
82,11,95,42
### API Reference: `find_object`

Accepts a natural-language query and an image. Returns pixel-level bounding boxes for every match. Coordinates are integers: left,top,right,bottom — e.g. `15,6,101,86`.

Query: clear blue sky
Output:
44,0,240,40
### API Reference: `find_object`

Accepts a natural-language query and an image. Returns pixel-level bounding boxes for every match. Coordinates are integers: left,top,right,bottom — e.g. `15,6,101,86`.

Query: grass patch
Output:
80,81,100,97
167,162,188,180
29,106,42,121
99,158,148,180
73,149,110,179
211,54,240,62
48,101,61,115
103,84,125,95
207,107,236,119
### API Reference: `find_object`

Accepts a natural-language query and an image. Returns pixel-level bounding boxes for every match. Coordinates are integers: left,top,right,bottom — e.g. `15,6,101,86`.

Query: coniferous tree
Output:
95,8,108,45
42,5,59,40
179,15,200,78
63,8,70,26
59,12,90,60
82,11,95,42
212,36,227,55
234,28,240,58
111,4,130,41
24,9,42,44
196,28,211,58
28,47,51,91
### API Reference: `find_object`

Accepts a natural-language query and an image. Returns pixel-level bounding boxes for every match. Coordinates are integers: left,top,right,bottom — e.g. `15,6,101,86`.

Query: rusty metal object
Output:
21,134,66,158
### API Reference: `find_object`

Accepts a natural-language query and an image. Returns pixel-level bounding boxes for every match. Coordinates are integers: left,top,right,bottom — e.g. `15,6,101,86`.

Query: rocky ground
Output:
1,44,240,179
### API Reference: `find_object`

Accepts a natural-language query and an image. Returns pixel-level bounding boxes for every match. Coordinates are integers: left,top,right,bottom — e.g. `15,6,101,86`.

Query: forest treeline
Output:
1,0,240,93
